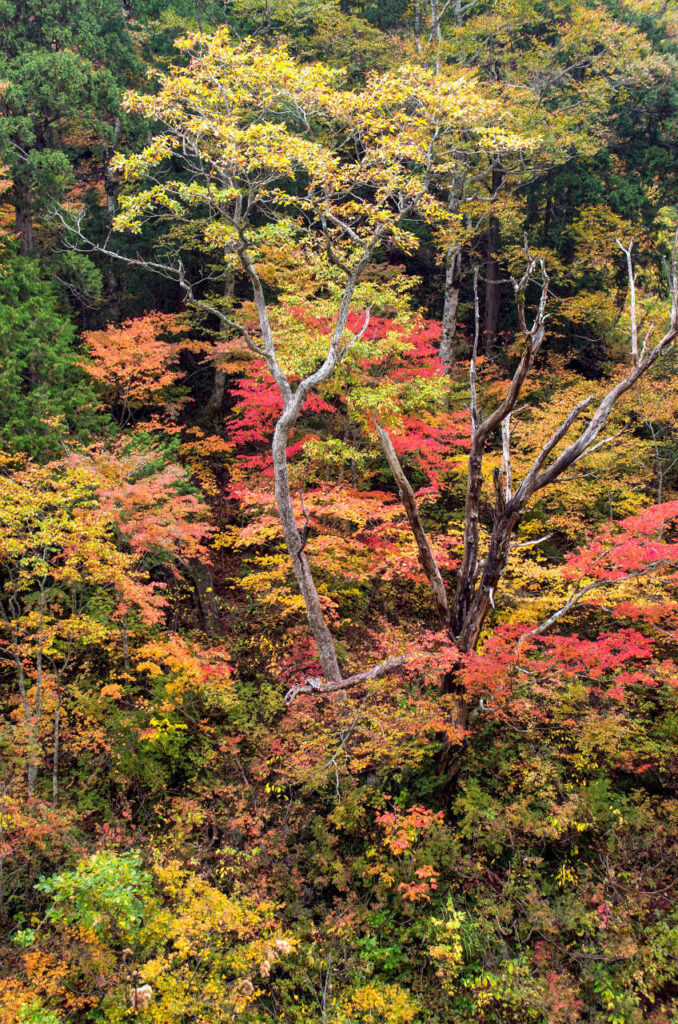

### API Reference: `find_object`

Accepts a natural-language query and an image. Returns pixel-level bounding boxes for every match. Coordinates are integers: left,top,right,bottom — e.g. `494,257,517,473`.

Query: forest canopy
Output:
1,2,678,1022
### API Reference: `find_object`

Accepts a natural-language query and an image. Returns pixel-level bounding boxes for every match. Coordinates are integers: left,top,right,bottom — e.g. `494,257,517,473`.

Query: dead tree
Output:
376,239,678,722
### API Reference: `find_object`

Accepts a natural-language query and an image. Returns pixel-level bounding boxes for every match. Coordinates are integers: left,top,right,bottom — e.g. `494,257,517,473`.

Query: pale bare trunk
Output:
52,686,61,808
440,245,462,367
272,418,342,683
430,0,442,40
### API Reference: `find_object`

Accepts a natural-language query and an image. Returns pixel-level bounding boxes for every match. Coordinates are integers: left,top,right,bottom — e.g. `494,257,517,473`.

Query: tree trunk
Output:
444,506,518,731
28,586,46,797
483,217,500,357
206,273,234,418
206,370,226,418
27,758,38,800
450,441,484,638
457,509,517,654
482,167,504,357
188,556,222,636
52,687,61,809
440,244,462,366
104,268,121,325
272,419,342,683
430,0,442,40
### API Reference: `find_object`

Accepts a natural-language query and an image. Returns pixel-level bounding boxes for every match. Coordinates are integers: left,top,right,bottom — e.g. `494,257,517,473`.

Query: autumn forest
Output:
1,1,678,1021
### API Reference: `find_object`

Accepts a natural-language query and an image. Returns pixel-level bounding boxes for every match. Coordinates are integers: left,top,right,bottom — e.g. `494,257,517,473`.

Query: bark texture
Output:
440,245,462,367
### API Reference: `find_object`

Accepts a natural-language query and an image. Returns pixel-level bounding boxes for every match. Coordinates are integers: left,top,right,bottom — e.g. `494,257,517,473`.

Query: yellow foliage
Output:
335,982,419,1024
137,862,296,1024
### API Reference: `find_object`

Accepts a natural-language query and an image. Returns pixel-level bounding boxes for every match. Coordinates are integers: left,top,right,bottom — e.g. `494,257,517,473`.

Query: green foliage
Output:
0,0,139,251
0,248,102,458
18,1002,62,1024
36,850,153,943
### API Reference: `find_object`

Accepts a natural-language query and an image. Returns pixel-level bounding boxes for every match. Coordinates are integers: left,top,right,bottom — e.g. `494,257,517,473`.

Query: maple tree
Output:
82,314,191,426
0,443,213,800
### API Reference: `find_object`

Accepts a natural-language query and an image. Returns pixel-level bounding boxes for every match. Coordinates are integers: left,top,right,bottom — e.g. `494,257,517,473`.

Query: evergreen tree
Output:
0,0,139,252
0,244,102,459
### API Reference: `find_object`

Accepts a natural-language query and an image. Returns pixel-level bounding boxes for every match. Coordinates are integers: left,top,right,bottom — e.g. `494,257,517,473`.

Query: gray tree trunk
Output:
440,245,462,366
272,418,342,683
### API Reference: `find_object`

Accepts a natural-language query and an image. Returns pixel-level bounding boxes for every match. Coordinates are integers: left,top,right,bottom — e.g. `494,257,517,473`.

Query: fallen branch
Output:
284,657,408,706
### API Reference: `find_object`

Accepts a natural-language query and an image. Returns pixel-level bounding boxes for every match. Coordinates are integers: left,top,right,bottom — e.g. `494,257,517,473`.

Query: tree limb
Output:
375,421,449,626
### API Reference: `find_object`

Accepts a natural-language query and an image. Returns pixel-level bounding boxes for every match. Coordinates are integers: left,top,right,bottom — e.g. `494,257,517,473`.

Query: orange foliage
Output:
82,314,195,423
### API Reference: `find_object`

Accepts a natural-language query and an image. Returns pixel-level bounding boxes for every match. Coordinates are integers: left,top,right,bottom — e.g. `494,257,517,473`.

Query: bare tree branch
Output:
518,562,665,643
375,421,449,626
451,253,550,640
447,239,677,673
469,265,481,428
501,413,512,501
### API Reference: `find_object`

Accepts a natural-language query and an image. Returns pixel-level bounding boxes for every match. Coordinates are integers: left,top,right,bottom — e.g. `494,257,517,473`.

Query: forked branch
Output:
451,251,550,638
452,235,678,660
